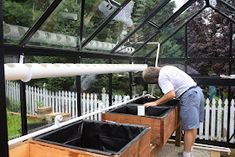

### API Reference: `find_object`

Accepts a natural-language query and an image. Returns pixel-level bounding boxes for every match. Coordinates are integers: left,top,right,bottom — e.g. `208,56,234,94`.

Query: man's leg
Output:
183,128,197,156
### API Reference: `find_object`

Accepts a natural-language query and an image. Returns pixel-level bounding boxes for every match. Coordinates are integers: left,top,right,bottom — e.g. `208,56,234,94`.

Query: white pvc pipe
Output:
8,95,143,146
4,63,32,82
193,145,231,154
168,139,231,154
149,42,160,95
130,41,160,65
130,41,160,64
155,42,160,67
5,63,147,82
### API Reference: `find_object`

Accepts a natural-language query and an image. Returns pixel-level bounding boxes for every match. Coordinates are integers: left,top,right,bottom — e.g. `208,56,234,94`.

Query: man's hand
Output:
145,90,176,108
144,101,158,107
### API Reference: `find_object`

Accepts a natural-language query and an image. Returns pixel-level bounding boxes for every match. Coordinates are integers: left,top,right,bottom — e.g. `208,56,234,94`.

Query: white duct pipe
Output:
4,64,32,82
154,42,160,67
5,63,147,82
4,23,135,54
168,139,231,154
151,42,161,95
8,95,143,146
130,41,161,95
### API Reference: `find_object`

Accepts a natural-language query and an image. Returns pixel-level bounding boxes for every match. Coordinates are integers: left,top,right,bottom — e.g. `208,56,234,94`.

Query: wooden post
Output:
211,151,220,157
175,123,182,147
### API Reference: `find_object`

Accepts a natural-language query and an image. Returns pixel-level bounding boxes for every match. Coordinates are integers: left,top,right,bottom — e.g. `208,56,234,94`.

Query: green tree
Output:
3,0,39,27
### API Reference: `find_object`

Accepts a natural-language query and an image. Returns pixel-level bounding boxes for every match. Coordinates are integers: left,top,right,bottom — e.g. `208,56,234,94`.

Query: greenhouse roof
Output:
3,0,234,59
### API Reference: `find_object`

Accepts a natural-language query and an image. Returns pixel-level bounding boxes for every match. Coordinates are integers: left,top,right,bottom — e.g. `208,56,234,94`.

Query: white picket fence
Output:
5,81,235,143
5,81,129,119
198,98,235,143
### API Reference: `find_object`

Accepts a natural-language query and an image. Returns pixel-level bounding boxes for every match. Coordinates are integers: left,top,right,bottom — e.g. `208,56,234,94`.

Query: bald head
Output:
142,67,160,83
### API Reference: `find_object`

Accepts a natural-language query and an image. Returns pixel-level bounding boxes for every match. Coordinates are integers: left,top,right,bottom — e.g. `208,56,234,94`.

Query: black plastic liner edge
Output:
107,104,173,119
130,97,179,107
106,96,179,118
34,120,150,156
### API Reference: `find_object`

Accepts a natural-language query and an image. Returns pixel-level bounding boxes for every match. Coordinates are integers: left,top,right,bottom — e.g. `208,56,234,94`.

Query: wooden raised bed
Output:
10,139,150,157
102,97,180,156
37,106,52,115
10,120,151,157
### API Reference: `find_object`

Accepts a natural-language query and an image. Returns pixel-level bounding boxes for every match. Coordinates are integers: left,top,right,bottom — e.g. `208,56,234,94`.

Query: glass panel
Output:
5,55,58,139
25,56,75,130
82,0,134,54
150,0,187,26
233,24,235,57
152,1,207,58
26,0,80,49
131,0,204,57
232,86,235,100
146,28,185,58
4,55,19,63
5,80,54,139
203,85,229,101
81,0,179,55
113,0,177,56
188,7,230,58
132,60,147,97
232,60,235,75
27,55,76,90
219,0,235,8
200,85,230,140
80,58,109,94
83,0,126,38
133,39,161,57
112,60,131,96
189,60,229,76
6,81,21,139
158,60,188,72
215,0,235,16
3,0,52,44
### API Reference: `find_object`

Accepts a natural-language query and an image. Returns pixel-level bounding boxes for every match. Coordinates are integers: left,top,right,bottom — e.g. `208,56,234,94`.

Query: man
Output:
142,66,204,157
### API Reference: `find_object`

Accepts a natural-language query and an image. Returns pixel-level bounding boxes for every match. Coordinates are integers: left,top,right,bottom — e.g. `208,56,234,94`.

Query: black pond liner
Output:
131,97,179,107
109,104,172,118
108,97,179,118
34,120,149,156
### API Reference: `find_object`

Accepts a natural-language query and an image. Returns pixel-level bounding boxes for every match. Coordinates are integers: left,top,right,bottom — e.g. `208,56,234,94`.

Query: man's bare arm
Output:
144,90,175,107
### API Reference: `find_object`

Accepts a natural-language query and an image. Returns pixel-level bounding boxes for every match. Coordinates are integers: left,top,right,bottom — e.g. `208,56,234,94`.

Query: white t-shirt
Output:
158,66,197,98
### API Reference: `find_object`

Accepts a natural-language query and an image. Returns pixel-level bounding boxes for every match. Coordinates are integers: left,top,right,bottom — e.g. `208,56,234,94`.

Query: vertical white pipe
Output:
155,43,160,67
151,42,161,95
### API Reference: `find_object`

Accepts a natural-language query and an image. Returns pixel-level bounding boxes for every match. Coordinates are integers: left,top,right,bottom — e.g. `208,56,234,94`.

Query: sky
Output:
174,0,187,11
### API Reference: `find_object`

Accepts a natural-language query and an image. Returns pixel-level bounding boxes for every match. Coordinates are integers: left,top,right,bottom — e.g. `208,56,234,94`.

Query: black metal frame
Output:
145,5,206,58
1,1,235,156
76,56,82,116
110,0,171,53
79,0,85,49
19,0,62,46
20,82,27,135
129,59,133,99
217,0,235,12
0,0,9,156
81,0,132,48
131,0,197,56
109,58,113,106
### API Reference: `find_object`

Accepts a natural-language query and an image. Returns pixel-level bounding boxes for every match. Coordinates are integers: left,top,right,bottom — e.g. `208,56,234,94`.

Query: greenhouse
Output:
0,0,235,156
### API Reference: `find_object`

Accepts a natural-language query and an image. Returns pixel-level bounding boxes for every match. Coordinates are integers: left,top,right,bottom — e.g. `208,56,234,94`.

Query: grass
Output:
7,112,21,139
7,112,44,139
